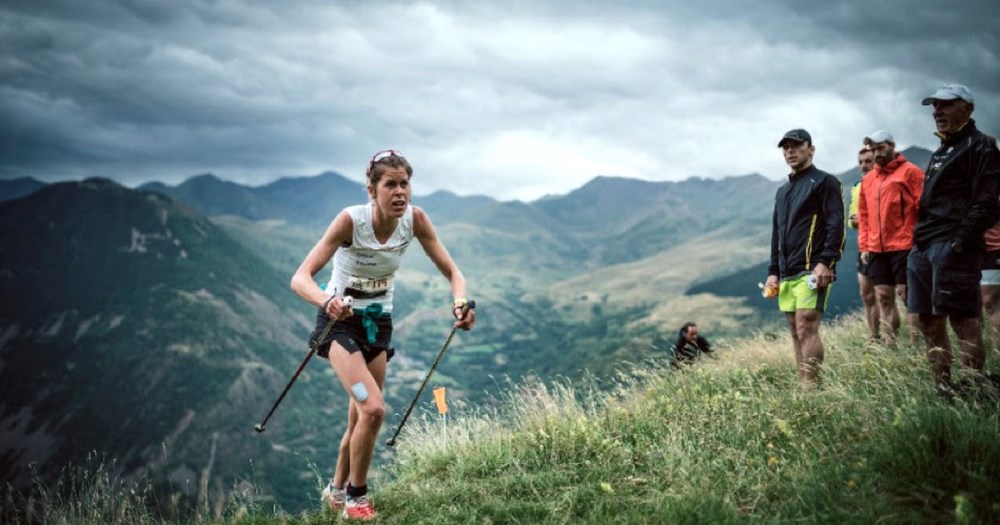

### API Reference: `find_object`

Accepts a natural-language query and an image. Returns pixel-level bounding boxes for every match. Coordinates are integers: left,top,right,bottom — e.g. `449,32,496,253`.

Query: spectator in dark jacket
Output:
672,322,712,367
763,129,845,386
907,84,1000,393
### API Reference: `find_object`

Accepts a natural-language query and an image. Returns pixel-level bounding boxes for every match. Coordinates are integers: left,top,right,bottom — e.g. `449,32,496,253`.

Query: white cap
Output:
921,84,974,106
864,130,894,146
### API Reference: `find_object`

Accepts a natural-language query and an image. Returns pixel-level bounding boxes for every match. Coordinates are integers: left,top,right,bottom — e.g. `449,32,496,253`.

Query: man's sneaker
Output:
321,481,345,511
343,494,377,521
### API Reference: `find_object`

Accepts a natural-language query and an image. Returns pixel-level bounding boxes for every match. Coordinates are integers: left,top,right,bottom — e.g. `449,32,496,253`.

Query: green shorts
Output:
778,273,831,313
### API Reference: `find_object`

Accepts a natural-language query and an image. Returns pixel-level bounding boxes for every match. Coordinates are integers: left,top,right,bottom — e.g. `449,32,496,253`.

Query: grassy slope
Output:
9,313,1000,524
373,315,1000,525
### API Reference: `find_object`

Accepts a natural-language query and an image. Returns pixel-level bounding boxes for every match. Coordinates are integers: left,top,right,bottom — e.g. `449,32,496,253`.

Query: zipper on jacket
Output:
877,175,885,252
900,187,906,225
805,213,817,270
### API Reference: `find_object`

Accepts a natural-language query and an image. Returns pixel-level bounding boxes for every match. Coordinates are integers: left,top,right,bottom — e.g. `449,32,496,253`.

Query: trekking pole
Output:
254,296,352,433
386,301,475,447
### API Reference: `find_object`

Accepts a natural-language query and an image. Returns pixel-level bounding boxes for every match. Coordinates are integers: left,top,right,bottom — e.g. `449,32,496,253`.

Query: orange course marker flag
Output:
433,387,448,415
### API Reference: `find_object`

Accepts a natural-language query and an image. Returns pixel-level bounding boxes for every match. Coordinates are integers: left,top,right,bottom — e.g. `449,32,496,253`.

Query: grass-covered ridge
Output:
381,314,1000,524
5,313,999,524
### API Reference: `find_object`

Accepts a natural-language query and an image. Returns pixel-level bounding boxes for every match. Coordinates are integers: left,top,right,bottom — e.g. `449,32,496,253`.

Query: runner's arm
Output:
413,206,475,329
290,210,354,312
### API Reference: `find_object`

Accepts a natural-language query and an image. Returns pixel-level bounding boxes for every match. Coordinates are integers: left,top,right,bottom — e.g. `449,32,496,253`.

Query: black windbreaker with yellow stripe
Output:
768,165,845,280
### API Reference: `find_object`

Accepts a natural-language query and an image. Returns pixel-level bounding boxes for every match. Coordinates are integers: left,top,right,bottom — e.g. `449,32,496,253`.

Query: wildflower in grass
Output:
767,455,779,468
954,494,972,524
600,482,613,493
776,419,794,437
846,479,857,490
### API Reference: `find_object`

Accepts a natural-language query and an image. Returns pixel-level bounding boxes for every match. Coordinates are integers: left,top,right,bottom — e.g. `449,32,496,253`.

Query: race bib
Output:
345,274,392,299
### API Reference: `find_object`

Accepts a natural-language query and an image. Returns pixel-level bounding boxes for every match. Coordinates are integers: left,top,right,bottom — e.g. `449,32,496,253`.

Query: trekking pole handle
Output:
453,299,475,318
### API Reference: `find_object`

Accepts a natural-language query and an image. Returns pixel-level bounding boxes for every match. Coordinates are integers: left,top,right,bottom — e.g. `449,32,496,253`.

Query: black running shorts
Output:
308,309,394,364
867,250,908,286
907,241,982,318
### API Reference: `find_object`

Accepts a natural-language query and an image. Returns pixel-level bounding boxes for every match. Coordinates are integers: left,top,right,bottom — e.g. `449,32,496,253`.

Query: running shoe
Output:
321,481,346,511
343,494,377,521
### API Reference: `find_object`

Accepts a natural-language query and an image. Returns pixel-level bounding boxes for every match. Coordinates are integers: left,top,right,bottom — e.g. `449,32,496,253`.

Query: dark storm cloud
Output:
1,0,370,182
0,0,997,200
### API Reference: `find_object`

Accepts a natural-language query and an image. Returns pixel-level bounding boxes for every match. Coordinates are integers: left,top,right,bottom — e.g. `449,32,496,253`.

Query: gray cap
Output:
921,84,974,106
778,129,812,147
863,130,894,146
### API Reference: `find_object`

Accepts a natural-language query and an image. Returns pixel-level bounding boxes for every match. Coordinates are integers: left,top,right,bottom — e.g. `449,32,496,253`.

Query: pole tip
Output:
254,424,266,433
385,438,396,447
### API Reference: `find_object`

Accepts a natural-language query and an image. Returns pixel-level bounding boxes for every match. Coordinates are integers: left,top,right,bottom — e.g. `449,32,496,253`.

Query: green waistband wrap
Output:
360,303,385,343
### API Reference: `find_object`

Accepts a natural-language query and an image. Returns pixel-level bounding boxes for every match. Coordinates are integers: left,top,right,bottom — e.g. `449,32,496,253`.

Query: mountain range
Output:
0,179,350,514
0,146,933,515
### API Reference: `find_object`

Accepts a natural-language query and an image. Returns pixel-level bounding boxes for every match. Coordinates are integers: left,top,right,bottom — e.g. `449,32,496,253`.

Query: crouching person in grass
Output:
671,322,713,368
763,129,845,386
290,150,476,520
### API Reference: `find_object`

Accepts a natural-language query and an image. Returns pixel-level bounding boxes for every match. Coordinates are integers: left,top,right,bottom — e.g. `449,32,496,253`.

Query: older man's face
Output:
931,99,973,134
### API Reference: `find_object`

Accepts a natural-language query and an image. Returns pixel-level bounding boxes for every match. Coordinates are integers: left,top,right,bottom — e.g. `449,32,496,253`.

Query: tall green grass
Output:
379,314,1000,524
4,313,999,524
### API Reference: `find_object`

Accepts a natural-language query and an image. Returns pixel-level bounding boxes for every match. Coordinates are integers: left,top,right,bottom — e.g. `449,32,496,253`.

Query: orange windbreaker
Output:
858,153,925,253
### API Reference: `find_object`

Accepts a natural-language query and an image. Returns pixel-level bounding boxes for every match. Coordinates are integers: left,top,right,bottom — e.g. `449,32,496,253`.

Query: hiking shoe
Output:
343,495,377,521
321,481,345,511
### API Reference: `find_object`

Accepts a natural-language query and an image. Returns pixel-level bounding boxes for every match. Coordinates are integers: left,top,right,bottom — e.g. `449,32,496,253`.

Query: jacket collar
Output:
874,153,907,176
787,164,816,182
934,118,976,144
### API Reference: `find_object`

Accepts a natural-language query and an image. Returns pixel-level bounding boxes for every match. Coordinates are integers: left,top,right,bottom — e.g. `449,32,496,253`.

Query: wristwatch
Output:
950,240,964,254
453,298,476,311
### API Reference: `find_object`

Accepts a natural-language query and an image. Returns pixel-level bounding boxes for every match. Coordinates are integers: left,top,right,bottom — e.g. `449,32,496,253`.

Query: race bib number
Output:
345,274,392,299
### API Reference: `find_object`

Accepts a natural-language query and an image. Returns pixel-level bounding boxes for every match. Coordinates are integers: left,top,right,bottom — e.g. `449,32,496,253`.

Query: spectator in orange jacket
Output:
858,130,925,345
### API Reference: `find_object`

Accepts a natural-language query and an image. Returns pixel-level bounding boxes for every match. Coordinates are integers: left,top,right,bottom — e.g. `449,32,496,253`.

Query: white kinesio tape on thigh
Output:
351,382,368,402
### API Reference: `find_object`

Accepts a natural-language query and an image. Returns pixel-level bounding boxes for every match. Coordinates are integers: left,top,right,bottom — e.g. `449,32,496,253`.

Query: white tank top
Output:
325,204,414,313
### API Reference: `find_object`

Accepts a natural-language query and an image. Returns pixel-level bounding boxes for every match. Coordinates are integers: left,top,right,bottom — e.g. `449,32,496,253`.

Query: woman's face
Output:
369,166,411,217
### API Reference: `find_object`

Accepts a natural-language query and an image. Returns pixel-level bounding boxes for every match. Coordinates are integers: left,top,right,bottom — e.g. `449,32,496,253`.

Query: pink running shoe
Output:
321,482,345,511
343,494,377,521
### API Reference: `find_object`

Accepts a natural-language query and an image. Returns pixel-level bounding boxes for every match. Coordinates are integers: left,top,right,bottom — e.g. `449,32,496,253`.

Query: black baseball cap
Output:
778,129,812,147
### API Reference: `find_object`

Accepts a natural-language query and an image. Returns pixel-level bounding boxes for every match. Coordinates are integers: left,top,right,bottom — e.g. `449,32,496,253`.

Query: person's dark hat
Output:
778,129,812,148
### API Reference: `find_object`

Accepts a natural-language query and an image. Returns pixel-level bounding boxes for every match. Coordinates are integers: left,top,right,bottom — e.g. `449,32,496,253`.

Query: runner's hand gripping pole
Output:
254,296,353,433
385,300,475,447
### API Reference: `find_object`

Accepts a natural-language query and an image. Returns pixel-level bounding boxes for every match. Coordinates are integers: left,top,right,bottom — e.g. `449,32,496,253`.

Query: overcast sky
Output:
2,1,997,201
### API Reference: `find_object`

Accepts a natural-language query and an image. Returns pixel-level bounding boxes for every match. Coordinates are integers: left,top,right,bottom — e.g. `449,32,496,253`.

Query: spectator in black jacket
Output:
907,84,1000,393
763,129,845,386
671,322,712,367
